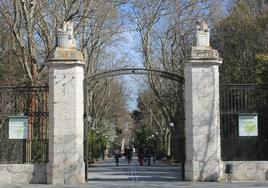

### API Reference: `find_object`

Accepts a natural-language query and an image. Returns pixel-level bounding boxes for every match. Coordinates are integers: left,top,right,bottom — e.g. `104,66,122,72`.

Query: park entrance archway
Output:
83,67,185,181
44,20,223,184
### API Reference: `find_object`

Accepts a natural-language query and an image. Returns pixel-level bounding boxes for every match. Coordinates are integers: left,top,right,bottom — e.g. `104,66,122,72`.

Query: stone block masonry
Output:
47,21,85,184
222,161,268,181
183,20,223,181
0,164,47,184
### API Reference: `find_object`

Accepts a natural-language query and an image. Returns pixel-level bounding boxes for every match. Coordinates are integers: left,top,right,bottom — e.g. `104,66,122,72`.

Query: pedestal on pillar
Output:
183,20,223,181
47,22,85,184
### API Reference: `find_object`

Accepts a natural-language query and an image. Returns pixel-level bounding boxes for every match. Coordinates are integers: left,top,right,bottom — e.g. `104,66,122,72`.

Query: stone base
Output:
222,161,268,181
47,161,85,184
0,164,47,184
185,160,222,181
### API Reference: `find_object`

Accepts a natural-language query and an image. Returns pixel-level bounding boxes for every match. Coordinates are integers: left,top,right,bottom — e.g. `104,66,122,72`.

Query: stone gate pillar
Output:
47,22,85,184
183,20,223,181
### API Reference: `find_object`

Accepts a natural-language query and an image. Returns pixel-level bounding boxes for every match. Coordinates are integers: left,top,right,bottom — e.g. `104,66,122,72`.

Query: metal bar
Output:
83,80,89,181
87,68,184,83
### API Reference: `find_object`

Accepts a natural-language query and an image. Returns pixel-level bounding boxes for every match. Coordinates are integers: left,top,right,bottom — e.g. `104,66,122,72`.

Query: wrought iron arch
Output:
87,68,184,83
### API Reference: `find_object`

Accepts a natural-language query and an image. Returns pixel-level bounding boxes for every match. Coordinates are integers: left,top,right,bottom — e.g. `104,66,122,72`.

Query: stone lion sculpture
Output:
196,20,209,33
58,21,76,48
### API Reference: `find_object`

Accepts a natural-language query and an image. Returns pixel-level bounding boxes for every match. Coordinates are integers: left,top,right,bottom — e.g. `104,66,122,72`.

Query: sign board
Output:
9,116,28,139
239,113,258,136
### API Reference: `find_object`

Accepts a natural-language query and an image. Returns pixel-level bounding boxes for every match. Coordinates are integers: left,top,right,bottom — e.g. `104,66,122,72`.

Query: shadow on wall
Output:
30,164,47,184
203,172,218,182
194,67,220,182
265,170,268,180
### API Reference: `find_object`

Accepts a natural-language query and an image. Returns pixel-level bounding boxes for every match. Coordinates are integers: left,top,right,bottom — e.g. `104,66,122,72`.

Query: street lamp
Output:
168,122,175,158
84,115,92,181
99,134,108,160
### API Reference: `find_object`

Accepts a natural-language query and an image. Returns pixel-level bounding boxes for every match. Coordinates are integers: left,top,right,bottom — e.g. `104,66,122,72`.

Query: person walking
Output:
114,148,121,166
125,147,133,164
153,150,156,164
124,147,128,160
137,147,144,166
146,146,153,166
143,146,147,164
129,147,133,161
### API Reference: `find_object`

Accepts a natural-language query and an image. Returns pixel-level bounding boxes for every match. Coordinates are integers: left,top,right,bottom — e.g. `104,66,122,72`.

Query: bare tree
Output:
130,0,227,158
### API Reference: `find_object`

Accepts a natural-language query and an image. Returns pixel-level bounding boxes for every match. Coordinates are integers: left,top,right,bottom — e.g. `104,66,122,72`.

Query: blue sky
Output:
118,30,144,111
103,9,144,111
111,0,234,111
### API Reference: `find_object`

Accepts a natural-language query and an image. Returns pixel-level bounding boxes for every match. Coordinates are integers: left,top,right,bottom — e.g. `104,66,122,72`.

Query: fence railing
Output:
221,137,268,161
220,84,268,161
0,139,48,163
0,85,49,164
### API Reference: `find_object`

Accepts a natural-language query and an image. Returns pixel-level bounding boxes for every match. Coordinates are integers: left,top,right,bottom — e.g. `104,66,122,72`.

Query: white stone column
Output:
47,22,85,184
183,20,223,181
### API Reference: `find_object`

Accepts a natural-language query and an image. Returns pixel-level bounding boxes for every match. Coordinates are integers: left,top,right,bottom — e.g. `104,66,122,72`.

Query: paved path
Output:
0,156,268,187
86,157,268,188
87,156,183,183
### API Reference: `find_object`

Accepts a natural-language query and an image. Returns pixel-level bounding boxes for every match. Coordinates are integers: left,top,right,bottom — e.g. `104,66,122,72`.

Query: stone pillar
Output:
47,22,85,184
183,20,223,181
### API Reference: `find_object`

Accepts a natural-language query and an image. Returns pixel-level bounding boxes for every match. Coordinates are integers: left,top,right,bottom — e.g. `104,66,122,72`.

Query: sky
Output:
100,24,145,111
118,30,144,111
110,0,234,111
110,2,146,111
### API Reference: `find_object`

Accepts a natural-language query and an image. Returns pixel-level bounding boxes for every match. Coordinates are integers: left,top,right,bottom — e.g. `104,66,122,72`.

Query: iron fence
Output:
0,85,49,163
171,134,185,162
220,84,268,161
0,139,48,163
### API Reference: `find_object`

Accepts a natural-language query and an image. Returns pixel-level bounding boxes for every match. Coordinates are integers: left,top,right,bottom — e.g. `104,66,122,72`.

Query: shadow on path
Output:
87,157,183,182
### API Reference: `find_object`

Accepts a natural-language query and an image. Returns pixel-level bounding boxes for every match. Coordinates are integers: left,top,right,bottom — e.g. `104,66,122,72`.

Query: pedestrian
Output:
126,148,132,164
129,147,133,161
153,150,156,164
143,146,147,164
146,146,153,166
124,147,128,160
137,147,144,166
114,148,121,166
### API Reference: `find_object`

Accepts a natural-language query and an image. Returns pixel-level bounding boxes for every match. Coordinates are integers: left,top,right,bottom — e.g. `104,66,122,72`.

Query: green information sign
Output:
9,116,28,139
239,113,258,136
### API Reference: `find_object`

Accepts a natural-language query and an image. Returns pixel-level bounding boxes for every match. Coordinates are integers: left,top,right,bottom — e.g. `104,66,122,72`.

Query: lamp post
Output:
169,122,175,158
154,132,159,154
96,130,100,160
84,115,92,181
91,127,95,163
104,135,109,159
